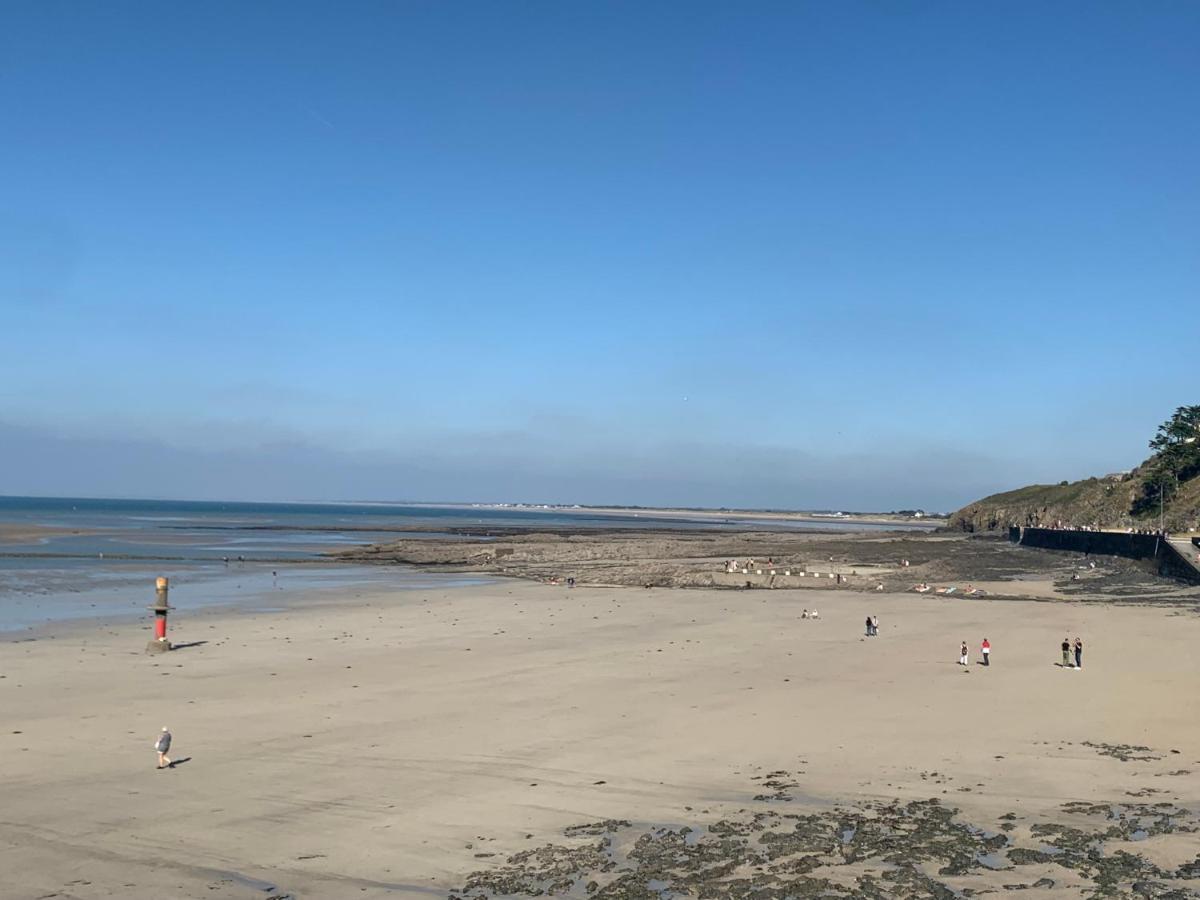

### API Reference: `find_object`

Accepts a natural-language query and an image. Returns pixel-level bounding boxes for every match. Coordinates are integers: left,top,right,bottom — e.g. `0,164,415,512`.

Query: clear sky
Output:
2,2,1197,511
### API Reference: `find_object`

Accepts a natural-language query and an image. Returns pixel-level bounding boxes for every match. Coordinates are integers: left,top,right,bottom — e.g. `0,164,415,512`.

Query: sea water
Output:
0,496,929,632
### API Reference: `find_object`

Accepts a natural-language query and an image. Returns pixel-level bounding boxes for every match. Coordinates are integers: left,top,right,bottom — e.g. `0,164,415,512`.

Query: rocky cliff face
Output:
949,468,1200,533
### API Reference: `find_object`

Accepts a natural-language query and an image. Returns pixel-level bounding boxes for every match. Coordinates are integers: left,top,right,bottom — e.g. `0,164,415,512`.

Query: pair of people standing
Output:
864,615,879,636
1061,637,1083,668
959,639,991,666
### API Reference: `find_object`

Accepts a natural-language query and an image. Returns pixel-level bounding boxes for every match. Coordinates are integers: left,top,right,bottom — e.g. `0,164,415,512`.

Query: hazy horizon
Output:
0,417,1153,514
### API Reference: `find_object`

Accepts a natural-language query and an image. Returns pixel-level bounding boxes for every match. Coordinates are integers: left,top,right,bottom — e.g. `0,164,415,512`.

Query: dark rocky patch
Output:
1083,742,1164,763
451,775,1200,900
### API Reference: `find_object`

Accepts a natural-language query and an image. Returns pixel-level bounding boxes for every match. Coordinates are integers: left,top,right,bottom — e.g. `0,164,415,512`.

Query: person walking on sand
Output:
871,615,879,636
865,615,873,636
981,638,991,666
959,641,969,666
1062,637,1071,667
154,726,172,769
1074,637,1083,669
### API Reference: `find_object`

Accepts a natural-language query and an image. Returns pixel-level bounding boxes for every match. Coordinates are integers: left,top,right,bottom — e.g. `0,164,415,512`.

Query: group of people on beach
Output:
1061,636,1084,668
1029,520,1174,539
725,557,783,574
910,582,985,596
864,615,879,636
953,637,1084,669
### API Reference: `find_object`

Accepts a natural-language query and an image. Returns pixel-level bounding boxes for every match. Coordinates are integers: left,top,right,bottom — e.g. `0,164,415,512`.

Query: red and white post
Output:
147,576,173,653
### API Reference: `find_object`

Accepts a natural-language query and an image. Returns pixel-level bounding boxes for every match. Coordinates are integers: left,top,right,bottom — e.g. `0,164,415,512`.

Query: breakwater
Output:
1008,527,1200,585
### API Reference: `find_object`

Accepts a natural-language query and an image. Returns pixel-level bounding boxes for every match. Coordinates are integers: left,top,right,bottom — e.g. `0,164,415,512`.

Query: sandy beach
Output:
3,572,1200,898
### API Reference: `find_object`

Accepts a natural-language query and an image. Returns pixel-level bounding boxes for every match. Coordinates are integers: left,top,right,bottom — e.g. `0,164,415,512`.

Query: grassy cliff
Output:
950,407,1200,533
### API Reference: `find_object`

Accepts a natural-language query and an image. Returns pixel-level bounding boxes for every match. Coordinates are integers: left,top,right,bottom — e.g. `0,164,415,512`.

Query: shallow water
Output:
0,561,491,634
0,494,927,633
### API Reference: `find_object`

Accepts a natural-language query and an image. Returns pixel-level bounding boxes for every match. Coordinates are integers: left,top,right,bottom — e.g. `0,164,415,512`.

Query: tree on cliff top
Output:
1136,405,1200,512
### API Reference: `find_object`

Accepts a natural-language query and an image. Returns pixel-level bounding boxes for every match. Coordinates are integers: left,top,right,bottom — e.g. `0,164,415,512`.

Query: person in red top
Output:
981,638,991,666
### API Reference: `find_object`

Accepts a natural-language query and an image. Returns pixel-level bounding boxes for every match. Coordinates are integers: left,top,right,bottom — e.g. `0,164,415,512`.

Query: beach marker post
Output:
146,576,174,653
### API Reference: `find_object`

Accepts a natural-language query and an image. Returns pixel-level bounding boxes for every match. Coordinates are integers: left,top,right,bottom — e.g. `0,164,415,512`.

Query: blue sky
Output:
2,2,1197,511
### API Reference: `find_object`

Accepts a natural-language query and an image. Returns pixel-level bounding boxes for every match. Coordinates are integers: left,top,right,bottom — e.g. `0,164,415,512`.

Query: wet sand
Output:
3,576,1200,898
0,523,90,544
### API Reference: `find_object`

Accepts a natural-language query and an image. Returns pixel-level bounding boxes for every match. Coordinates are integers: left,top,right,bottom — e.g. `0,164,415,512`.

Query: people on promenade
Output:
981,638,990,666
1074,637,1083,669
155,726,172,769
959,641,969,666
1062,637,1071,667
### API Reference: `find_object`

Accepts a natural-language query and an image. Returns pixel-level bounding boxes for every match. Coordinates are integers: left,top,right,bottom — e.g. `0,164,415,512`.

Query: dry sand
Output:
3,578,1200,898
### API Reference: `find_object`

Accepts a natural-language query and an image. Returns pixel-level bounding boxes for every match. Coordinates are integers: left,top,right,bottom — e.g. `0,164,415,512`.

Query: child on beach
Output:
154,727,172,769
959,641,969,666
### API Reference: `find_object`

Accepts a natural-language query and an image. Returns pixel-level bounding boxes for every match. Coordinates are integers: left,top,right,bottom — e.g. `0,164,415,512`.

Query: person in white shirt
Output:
959,641,969,666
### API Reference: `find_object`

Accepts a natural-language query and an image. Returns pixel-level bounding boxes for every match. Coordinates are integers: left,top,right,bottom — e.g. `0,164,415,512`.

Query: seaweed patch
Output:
450,775,1200,898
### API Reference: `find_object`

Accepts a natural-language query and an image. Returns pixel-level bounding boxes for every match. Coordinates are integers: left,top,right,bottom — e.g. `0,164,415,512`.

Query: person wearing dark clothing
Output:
865,616,873,636
155,727,172,769
1074,637,1083,669
1062,638,1071,667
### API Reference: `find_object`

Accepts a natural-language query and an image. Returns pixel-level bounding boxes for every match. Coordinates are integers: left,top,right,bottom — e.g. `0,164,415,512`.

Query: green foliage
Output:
1135,405,1200,514
1148,405,1200,481
953,404,1200,531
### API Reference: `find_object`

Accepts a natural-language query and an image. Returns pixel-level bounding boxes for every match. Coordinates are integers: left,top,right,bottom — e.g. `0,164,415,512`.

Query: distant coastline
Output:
0,494,946,531
447,502,944,529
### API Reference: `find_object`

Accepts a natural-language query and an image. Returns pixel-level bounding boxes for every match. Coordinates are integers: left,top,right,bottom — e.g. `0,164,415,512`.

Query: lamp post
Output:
1157,480,1168,534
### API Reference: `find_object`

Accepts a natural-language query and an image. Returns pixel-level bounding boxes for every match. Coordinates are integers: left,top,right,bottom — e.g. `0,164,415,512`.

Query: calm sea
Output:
0,496,928,633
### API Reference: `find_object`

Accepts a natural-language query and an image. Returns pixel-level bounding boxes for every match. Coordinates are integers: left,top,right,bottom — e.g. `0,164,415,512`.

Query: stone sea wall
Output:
1009,527,1200,585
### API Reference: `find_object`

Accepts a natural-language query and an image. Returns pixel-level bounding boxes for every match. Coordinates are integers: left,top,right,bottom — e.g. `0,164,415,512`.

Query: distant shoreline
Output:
450,503,945,528
0,494,946,527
